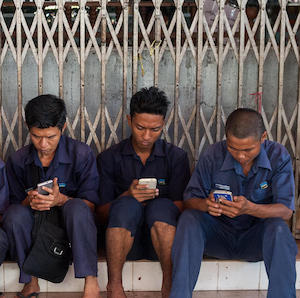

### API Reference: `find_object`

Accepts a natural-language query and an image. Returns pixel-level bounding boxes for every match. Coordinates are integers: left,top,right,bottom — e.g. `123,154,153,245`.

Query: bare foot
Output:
15,277,40,298
107,283,126,298
83,276,101,298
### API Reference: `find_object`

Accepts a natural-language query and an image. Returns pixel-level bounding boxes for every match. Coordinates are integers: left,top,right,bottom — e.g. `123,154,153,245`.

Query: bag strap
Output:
28,163,46,241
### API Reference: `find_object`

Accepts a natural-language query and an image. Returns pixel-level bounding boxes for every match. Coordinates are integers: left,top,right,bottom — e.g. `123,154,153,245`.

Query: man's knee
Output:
178,209,206,227
63,198,95,227
145,198,180,228
263,218,296,247
3,204,33,231
108,196,143,236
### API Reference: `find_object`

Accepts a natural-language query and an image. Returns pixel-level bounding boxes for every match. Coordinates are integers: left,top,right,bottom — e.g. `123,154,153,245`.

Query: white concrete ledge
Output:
1,260,300,292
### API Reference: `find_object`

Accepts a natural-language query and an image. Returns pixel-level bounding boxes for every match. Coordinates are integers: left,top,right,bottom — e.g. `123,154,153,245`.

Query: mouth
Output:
141,141,151,146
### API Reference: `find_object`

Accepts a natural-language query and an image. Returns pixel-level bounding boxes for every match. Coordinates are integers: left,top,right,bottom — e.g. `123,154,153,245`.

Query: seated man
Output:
97,87,190,298
3,95,101,298
170,108,298,298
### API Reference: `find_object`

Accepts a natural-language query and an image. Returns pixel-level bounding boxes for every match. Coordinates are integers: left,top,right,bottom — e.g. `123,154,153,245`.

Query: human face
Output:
29,124,65,158
127,113,164,152
226,132,267,168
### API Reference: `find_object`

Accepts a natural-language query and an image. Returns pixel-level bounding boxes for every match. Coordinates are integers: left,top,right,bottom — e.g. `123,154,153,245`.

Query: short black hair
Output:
225,108,265,140
130,86,170,118
25,94,67,130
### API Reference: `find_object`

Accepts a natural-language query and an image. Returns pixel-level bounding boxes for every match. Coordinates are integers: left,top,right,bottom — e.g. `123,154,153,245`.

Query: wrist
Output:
58,193,70,206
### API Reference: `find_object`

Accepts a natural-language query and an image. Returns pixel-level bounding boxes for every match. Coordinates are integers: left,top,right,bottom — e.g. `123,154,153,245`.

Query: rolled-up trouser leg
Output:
170,210,235,298
62,198,98,278
263,218,297,298
2,204,34,283
108,196,143,237
108,196,144,260
0,228,8,265
144,197,180,229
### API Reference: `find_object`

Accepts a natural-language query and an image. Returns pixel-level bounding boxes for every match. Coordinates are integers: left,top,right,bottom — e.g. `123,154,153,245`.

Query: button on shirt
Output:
6,135,100,205
184,140,295,230
97,138,190,205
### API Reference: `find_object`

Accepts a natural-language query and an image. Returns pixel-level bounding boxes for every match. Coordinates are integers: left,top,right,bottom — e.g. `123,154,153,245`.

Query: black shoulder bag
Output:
22,164,72,283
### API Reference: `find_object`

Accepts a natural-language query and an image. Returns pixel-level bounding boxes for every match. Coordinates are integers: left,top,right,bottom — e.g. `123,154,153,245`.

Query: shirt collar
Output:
121,137,166,158
24,135,73,168
220,142,272,173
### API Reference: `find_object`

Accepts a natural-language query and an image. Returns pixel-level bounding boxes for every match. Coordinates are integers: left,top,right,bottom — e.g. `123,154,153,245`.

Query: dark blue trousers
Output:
108,196,180,260
3,199,98,283
170,210,297,298
0,227,8,265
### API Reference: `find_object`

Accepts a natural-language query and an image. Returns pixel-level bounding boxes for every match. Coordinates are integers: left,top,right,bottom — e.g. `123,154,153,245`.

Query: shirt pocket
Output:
251,187,272,204
158,185,169,198
60,180,77,197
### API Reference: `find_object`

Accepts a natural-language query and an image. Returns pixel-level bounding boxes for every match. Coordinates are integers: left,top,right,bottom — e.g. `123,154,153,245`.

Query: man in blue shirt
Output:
3,95,101,298
170,108,297,298
97,87,190,298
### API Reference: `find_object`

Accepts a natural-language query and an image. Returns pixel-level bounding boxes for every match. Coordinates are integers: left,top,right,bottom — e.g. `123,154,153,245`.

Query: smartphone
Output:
37,179,53,195
213,190,233,203
138,178,157,189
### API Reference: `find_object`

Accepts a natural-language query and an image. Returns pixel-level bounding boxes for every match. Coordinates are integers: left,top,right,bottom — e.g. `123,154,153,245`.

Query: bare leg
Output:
15,277,40,298
83,276,101,298
106,227,134,298
151,221,176,298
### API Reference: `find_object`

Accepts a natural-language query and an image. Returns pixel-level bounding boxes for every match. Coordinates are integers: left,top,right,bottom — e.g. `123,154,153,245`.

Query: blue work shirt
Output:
6,135,100,205
0,160,9,214
97,137,190,205
185,140,295,230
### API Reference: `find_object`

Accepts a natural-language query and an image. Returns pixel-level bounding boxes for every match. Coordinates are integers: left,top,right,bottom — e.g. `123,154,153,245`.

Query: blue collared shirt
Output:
0,160,8,214
97,137,190,205
184,140,295,228
6,135,100,205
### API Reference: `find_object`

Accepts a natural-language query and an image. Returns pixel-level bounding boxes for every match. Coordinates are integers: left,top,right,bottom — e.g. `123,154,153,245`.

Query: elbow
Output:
282,208,293,221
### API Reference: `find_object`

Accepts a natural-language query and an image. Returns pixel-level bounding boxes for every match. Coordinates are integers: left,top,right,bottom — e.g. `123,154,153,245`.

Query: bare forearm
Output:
246,201,293,220
183,197,208,212
173,200,183,212
22,196,31,206
96,203,110,225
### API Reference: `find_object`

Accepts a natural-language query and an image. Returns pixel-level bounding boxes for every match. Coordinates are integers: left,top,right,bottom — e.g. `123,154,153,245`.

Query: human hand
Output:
218,195,250,218
206,192,222,216
128,179,159,202
29,178,66,210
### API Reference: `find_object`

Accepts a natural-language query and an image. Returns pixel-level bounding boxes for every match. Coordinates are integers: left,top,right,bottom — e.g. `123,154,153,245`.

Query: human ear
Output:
260,131,267,143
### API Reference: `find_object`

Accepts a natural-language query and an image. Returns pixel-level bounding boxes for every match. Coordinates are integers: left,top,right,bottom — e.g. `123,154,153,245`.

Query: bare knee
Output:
151,221,176,237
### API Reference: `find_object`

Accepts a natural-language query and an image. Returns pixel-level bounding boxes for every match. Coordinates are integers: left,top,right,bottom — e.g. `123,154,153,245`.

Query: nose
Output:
143,129,151,140
236,151,246,161
39,137,48,148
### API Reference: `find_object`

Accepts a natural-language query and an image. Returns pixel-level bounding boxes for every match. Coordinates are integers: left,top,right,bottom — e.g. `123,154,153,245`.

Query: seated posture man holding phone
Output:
96,87,190,298
170,108,297,298
3,95,101,298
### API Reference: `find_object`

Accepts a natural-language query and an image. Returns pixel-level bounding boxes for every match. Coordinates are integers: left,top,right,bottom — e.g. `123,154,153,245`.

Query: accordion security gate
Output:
1,0,300,235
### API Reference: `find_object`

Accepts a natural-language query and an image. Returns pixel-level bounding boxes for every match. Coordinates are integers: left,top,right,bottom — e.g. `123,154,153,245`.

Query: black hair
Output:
25,94,67,130
225,108,265,140
130,86,170,118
